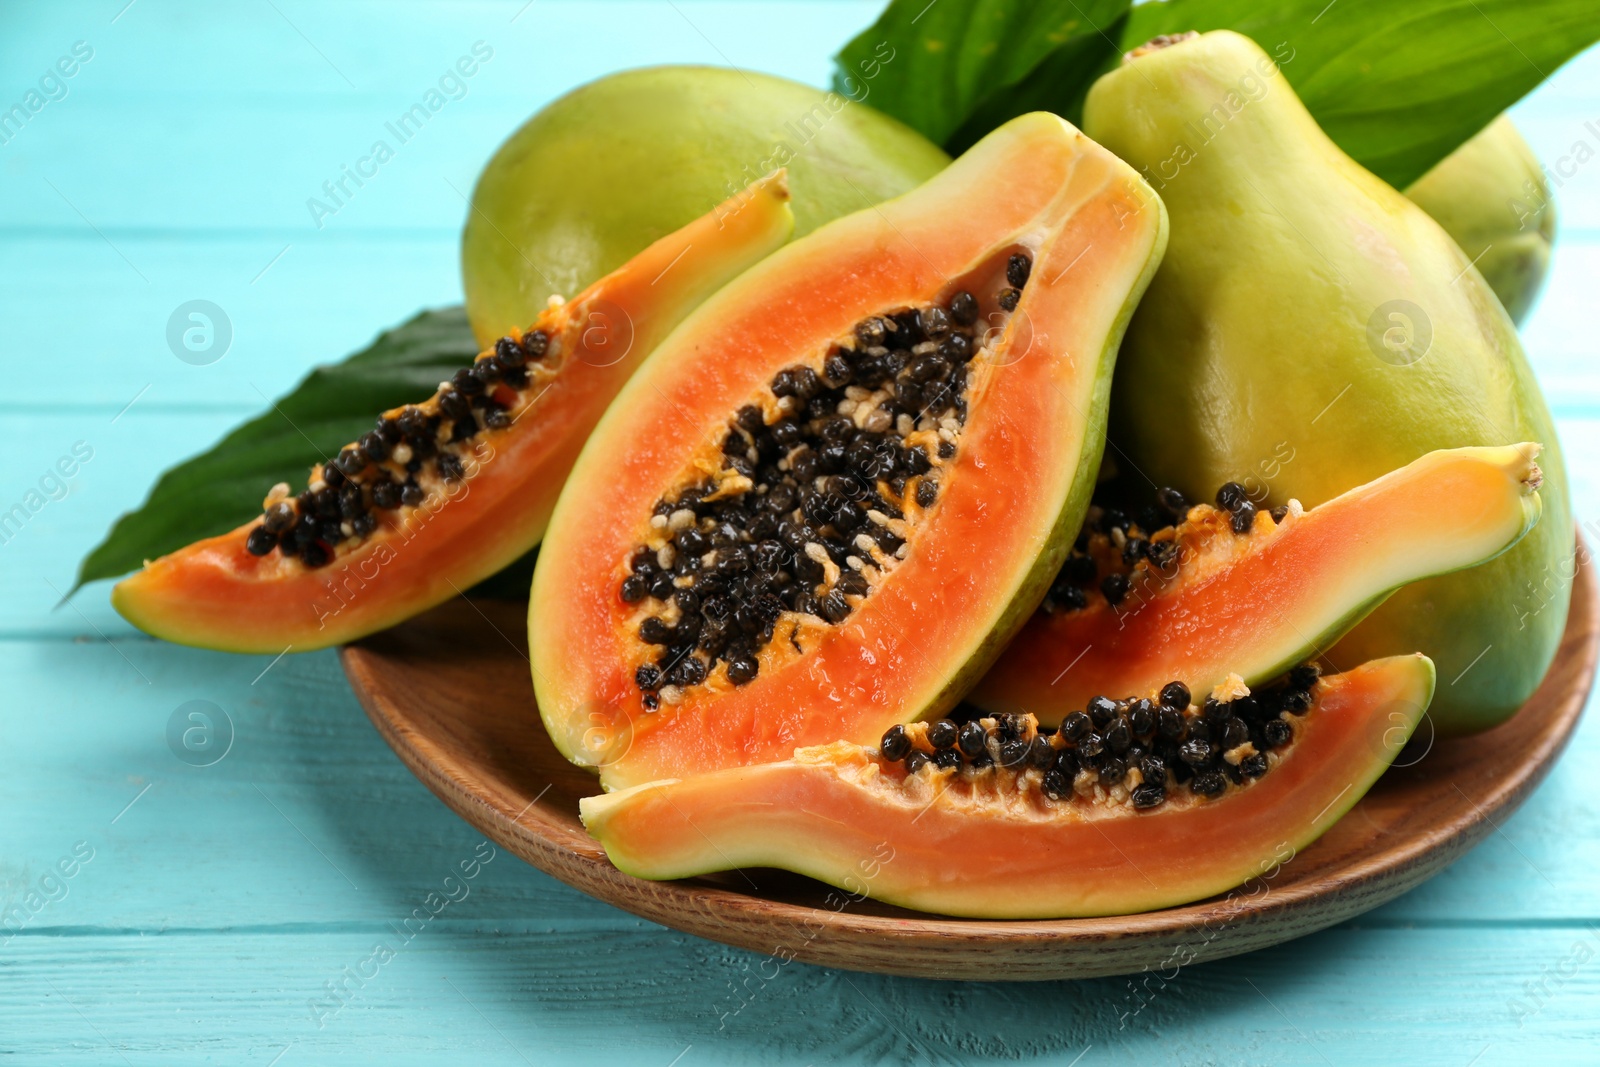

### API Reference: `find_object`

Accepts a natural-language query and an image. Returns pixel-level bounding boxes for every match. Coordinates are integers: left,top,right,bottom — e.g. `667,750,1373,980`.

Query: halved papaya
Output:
530,114,1169,791
971,444,1544,721
581,655,1434,918
112,175,795,653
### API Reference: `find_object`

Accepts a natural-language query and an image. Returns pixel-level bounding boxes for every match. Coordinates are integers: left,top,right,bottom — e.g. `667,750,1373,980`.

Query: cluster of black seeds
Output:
241,330,551,567
879,663,1321,810
625,254,1031,705
1041,480,1290,614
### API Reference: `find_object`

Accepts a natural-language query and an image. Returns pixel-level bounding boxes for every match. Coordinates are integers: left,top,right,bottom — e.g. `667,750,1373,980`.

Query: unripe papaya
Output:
1082,31,1571,735
462,66,950,346
1405,114,1556,324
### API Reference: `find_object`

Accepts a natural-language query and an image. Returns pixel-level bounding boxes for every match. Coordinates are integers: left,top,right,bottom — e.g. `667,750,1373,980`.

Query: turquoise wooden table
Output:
3,2,1598,1063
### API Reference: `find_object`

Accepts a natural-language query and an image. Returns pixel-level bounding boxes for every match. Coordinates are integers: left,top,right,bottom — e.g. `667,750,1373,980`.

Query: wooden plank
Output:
0,1,880,231
0,235,464,410
1,926,1599,1064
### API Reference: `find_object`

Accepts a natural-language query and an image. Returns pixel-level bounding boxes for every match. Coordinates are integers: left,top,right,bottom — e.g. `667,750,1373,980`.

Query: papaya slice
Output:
580,655,1435,919
111,174,795,653
971,444,1543,721
530,114,1169,790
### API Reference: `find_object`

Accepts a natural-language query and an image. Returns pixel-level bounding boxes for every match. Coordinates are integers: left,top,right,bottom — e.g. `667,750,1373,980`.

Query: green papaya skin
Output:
462,66,950,346
1405,114,1556,325
1083,31,1571,735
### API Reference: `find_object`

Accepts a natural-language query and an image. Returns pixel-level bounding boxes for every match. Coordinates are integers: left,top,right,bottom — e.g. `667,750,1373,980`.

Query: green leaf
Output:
1122,0,1600,187
833,0,1132,150
75,307,481,593
944,19,1128,153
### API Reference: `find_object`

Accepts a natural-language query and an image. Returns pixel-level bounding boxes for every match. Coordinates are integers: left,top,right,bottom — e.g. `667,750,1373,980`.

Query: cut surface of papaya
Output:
112,175,795,653
530,114,1168,791
582,655,1435,919
973,444,1543,721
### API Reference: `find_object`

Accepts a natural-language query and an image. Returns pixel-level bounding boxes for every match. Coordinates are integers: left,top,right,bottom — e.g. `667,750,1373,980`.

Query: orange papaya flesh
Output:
971,444,1543,723
531,114,1169,791
581,655,1435,919
111,174,795,654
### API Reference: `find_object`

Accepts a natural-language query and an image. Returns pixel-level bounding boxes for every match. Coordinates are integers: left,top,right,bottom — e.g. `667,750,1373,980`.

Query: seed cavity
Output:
1041,475,1302,616
620,258,1031,703
240,327,556,567
874,664,1320,811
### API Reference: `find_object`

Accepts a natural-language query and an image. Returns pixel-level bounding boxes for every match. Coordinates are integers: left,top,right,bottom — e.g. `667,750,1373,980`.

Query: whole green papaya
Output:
1082,31,1571,735
462,66,949,346
1406,114,1556,324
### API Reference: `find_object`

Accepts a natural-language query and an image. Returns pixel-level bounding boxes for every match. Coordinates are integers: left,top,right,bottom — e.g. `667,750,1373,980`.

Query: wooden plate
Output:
340,549,1597,981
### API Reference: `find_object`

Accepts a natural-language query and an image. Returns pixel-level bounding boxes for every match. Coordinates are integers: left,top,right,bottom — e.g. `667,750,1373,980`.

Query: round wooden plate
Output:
340,549,1597,981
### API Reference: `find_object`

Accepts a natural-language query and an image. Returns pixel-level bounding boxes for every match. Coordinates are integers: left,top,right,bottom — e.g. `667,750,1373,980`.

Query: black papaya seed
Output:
1159,680,1190,710
948,290,979,325
1156,705,1185,739
1087,695,1118,727
927,719,958,750
1262,718,1293,748
262,501,295,533
726,656,759,685
1006,252,1032,288
1216,481,1249,511
1289,663,1322,690
957,720,988,759
1127,698,1156,737
1105,717,1133,754
1132,784,1166,810
245,526,277,556
876,723,915,764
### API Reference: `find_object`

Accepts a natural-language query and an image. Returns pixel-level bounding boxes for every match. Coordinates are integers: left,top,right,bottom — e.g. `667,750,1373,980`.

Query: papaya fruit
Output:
112,175,795,653
972,445,1543,721
1082,31,1571,735
463,66,950,346
1405,114,1555,325
581,655,1434,918
531,113,1169,791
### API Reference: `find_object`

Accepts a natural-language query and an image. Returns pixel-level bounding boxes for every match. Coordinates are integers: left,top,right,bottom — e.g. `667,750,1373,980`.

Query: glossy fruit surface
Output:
582,655,1434,919
114,176,794,653
1405,114,1555,324
463,66,950,346
531,113,1168,790
974,445,1544,721
1083,31,1571,734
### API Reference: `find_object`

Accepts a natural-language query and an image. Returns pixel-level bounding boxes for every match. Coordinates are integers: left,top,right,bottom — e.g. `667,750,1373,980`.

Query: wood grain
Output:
340,538,1598,981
